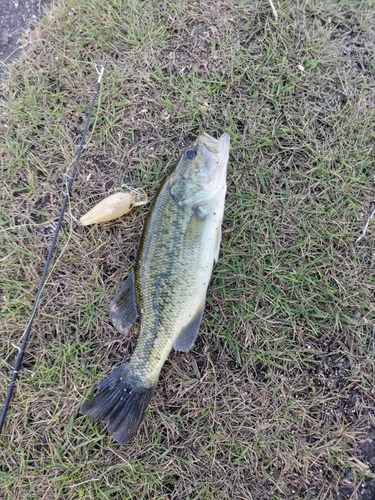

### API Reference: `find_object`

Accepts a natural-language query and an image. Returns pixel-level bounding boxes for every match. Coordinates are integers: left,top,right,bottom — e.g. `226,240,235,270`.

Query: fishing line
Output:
0,63,105,433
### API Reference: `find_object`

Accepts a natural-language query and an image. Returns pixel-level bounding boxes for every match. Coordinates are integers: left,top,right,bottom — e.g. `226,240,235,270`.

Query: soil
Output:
0,0,51,78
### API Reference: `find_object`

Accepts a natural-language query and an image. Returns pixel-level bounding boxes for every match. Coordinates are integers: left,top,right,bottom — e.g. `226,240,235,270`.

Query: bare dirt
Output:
0,0,51,75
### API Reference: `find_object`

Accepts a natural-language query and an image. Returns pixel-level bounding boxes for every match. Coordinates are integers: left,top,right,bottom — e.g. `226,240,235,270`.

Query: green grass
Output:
1,0,375,498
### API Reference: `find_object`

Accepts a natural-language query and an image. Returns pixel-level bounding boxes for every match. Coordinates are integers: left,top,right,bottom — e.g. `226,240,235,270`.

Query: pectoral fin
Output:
109,271,139,335
214,225,222,264
173,307,204,352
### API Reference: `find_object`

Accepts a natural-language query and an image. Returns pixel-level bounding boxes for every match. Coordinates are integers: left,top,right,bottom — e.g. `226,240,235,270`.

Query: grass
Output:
1,0,375,498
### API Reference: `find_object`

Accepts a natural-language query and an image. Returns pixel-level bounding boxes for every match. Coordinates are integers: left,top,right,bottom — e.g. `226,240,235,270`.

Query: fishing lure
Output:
80,188,148,225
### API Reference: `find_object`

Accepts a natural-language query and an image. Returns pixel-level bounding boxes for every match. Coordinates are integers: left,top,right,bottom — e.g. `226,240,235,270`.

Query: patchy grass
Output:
1,0,375,498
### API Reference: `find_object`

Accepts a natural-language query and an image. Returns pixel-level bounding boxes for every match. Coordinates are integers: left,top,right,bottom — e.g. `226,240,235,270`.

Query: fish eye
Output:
185,149,197,160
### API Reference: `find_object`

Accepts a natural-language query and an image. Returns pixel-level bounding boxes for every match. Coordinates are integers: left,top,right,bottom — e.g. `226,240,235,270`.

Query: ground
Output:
0,0,375,499
0,0,51,73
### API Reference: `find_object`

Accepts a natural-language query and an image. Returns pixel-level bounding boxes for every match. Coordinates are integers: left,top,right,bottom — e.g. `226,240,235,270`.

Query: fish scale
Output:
132,203,203,383
82,132,230,443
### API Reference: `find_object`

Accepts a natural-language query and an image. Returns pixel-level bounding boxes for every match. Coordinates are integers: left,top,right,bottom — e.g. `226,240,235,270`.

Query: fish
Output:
81,131,230,443
80,188,148,225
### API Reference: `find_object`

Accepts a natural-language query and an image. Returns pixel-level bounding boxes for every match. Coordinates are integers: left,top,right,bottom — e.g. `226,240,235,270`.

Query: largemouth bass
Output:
82,131,230,443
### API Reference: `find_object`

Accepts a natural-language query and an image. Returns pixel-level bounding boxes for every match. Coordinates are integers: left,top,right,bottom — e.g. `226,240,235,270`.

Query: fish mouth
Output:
200,131,230,157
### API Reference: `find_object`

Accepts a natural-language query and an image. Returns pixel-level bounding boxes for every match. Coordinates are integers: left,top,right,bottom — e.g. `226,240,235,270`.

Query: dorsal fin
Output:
109,271,139,335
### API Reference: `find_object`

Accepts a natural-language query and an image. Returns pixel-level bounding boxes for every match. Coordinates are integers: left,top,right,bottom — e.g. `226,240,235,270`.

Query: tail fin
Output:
81,364,155,443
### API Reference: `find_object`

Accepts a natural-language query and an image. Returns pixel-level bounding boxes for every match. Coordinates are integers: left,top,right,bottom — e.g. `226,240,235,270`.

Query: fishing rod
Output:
0,63,105,433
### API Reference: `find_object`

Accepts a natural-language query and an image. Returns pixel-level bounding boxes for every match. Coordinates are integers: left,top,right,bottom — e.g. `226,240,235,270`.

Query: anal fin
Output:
173,307,204,352
109,271,139,335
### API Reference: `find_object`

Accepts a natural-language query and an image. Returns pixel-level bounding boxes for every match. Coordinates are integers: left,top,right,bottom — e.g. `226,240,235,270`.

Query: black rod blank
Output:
0,64,105,433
